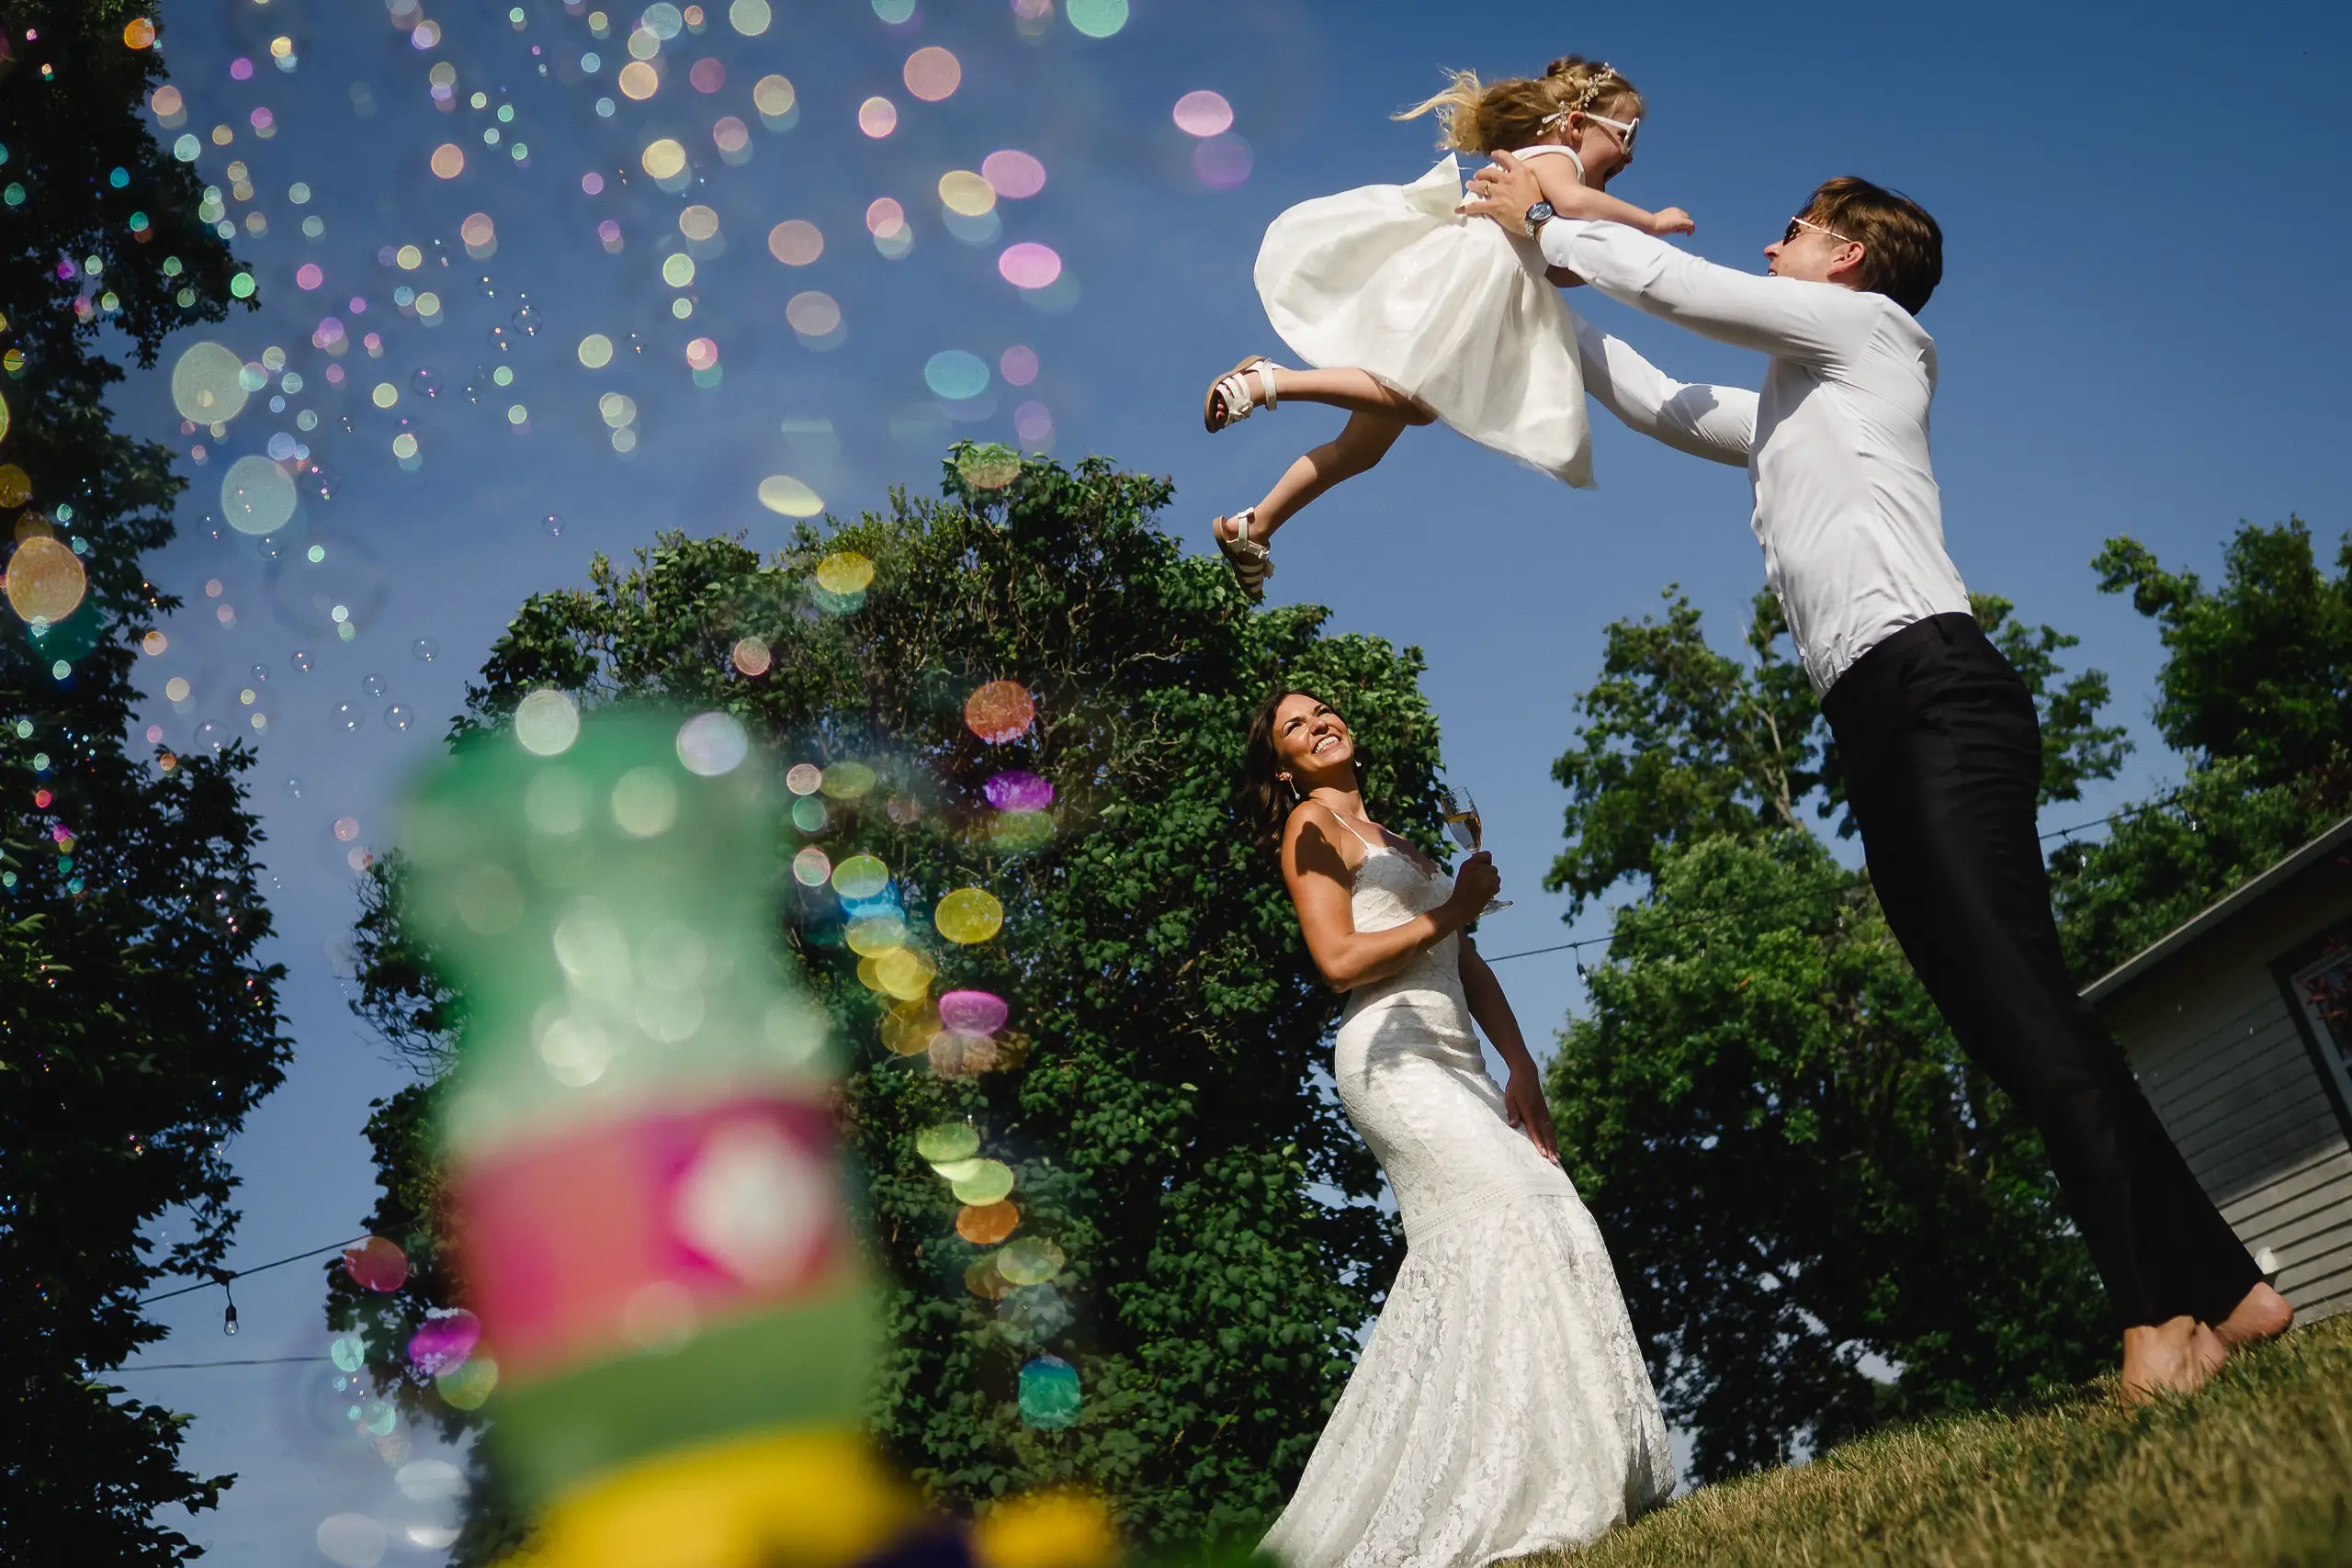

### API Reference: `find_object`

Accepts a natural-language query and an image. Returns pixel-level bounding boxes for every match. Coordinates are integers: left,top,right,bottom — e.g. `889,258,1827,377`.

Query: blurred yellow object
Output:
974,1492,1122,1568
504,1428,916,1568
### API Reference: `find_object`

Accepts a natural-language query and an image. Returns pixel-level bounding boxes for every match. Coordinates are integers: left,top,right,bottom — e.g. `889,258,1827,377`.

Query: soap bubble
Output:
220,455,298,535
405,1309,481,1376
939,989,1009,1038
514,688,580,755
830,853,890,900
916,1122,981,1164
950,1158,1014,1206
933,887,1004,944
956,1200,1020,1245
342,1236,409,1292
1018,1354,1081,1428
675,711,749,775
997,1235,1066,1286
1173,89,1235,137
964,681,1035,744
315,1513,390,1568
814,551,875,594
4,537,86,622
984,770,1055,812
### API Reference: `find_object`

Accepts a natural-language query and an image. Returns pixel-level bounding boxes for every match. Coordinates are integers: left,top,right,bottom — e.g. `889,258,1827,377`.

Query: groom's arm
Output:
1575,316,1755,468
1541,218,1876,367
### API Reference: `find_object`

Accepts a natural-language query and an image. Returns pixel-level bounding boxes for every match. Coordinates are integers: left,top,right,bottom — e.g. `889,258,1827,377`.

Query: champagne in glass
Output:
1439,785,1510,912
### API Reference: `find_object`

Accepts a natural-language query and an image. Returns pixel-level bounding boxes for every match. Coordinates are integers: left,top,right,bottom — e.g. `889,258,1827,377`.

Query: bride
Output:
1245,687,1674,1567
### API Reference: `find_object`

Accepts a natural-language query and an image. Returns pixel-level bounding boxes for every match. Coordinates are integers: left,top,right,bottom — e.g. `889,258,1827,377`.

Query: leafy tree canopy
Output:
2051,518,2352,979
4,5,283,1562
2092,518,2352,789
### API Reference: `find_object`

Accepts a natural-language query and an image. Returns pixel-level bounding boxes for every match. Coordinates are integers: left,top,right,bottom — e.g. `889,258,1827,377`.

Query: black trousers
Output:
1822,613,2261,1330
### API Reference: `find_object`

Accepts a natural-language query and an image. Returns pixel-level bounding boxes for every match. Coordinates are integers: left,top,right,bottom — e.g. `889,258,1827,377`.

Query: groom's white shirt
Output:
1537,218,1972,694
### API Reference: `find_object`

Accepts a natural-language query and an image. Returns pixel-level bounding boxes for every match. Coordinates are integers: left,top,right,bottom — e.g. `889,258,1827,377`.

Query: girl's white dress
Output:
1254,148,1596,488
1259,816,1675,1568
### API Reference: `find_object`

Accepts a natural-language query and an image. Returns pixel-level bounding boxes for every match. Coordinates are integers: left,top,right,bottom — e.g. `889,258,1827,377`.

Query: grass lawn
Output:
1532,1310,2352,1568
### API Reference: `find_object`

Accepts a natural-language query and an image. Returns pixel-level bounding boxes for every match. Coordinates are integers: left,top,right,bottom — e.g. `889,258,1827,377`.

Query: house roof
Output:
2081,811,2352,1006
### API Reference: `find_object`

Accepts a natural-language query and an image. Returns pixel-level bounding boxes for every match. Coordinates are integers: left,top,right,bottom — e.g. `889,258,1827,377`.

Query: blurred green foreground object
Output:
402,698,910,1564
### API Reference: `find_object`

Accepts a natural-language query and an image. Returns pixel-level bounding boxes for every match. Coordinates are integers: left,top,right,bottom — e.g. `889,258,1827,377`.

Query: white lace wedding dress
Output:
1261,817,1674,1568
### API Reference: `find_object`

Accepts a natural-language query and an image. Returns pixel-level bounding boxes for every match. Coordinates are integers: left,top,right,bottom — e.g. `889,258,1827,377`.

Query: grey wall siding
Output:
2100,870,2352,1322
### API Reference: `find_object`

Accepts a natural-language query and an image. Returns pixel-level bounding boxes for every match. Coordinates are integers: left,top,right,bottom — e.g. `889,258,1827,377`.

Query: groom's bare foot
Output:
2119,1316,2217,1409
2214,1281,2293,1350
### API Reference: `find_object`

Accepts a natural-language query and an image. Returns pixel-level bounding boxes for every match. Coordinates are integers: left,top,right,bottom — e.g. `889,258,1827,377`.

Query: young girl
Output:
1206,57,1692,601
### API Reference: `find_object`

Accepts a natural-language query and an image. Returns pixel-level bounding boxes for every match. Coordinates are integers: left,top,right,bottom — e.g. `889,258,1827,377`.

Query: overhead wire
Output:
136,1235,371,1305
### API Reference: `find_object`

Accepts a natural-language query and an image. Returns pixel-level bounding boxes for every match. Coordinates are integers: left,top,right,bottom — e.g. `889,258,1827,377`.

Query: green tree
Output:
2,4,283,1562
2092,518,2351,788
2052,519,2352,979
329,449,1446,1555
1543,588,2124,1481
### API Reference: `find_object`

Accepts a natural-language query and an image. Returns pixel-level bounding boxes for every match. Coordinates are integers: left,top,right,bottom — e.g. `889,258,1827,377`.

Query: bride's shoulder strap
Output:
1316,807,1383,852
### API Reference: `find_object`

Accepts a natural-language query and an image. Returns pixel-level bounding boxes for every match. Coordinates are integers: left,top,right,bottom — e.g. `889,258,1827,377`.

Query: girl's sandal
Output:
1216,509,1272,603
1204,356,1279,433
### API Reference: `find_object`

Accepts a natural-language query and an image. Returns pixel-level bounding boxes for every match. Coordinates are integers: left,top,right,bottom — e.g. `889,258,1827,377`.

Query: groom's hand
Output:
1455,148,1548,231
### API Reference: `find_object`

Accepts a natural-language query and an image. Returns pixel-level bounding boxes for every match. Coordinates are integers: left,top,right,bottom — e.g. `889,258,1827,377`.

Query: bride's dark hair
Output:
1239,682,1363,847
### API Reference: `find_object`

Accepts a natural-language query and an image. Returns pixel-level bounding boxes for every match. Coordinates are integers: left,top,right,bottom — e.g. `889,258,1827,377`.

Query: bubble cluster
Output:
110,0,1164,1467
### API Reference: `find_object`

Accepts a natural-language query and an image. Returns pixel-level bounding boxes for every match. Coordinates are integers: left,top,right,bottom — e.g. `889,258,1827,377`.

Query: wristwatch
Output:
1521,199,1555,238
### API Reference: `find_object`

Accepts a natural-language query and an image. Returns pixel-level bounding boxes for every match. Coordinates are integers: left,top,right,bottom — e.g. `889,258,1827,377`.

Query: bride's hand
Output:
1446,852,1500,920
1503,1066,1560,1165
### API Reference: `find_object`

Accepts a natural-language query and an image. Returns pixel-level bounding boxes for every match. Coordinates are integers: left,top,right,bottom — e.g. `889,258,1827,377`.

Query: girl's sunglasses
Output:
1584,111,1640,158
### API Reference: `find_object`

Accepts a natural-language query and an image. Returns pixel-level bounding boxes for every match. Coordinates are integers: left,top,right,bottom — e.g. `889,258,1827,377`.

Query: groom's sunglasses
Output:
1783,213,1859,247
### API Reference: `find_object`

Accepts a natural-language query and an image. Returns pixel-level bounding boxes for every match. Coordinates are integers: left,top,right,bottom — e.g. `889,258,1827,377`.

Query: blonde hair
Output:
1396,55,1644,155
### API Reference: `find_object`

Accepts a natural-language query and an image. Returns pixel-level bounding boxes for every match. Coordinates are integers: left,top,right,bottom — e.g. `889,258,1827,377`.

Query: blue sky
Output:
107,0,2349,1559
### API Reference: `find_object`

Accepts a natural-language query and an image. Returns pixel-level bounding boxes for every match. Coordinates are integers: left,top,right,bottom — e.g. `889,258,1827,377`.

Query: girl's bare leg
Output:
1216,408,1418,550
1259,367,1436,423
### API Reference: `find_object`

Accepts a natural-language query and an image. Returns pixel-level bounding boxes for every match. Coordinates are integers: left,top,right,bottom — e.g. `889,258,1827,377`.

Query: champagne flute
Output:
1438,785,1510,912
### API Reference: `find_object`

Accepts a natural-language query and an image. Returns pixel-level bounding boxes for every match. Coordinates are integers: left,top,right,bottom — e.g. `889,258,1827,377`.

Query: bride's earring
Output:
1283,775,1302,805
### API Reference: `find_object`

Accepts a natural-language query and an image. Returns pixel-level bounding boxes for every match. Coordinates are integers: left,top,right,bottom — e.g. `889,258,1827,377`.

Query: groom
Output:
1460,154,2292,1401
